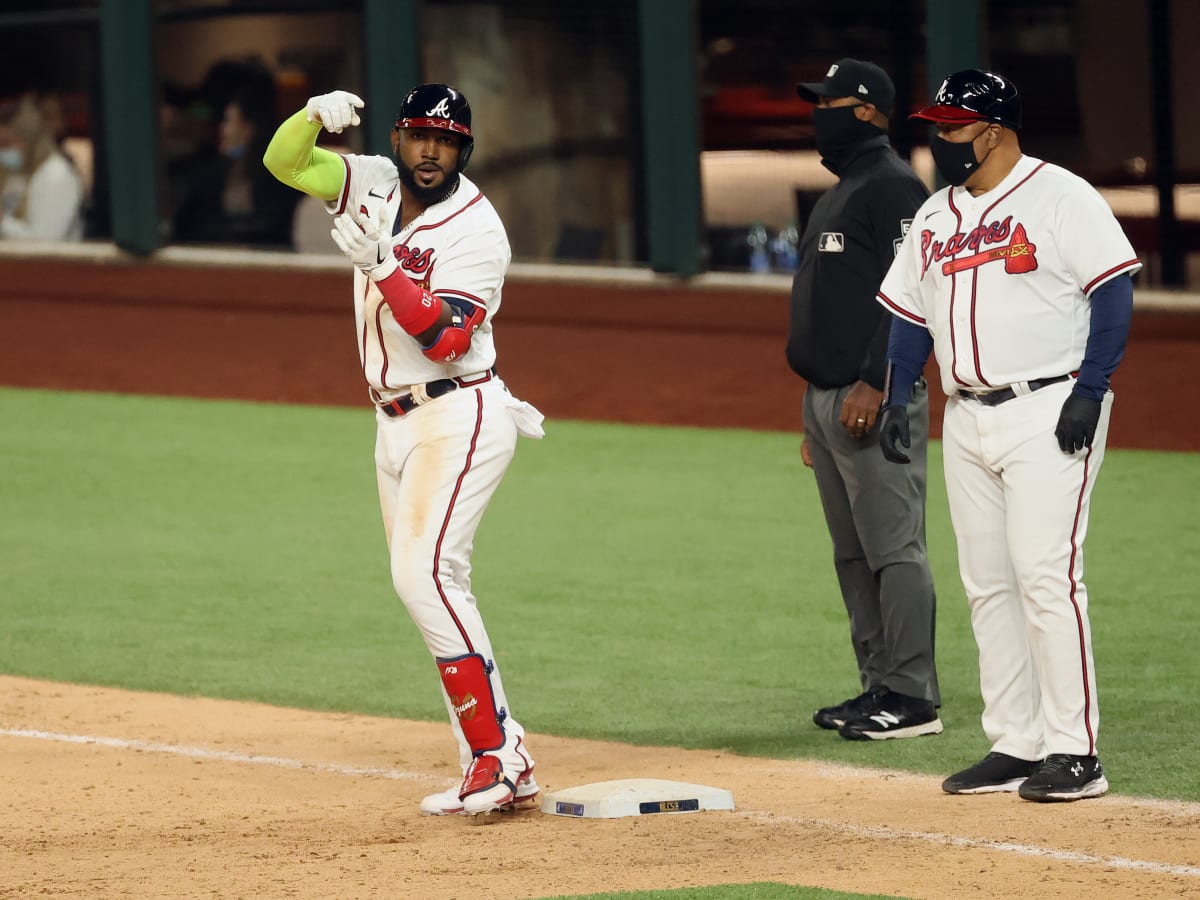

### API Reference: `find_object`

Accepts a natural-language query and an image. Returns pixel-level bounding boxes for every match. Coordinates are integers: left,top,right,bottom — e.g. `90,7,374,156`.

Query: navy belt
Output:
958,374,1071,407
378,369,494,418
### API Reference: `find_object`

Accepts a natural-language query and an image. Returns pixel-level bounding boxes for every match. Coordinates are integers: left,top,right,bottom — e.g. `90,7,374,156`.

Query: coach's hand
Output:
306,91,364,133
331,210,397,279
1055,392,1102,453
879,404,911,464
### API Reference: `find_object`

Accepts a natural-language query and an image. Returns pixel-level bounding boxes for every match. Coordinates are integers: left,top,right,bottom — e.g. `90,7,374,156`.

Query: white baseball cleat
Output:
420,765,539,816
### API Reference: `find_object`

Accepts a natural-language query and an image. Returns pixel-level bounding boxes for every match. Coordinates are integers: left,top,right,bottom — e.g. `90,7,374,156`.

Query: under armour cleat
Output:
1018,754,1108,802
942,752,1041,794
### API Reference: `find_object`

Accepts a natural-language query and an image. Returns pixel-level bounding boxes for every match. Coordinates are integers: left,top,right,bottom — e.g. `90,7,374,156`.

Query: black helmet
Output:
912,69,1022,130
394,83,475,170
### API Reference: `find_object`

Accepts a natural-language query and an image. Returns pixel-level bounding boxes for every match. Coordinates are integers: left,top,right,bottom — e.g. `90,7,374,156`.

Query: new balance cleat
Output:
837,688,942,740
813,688,880,730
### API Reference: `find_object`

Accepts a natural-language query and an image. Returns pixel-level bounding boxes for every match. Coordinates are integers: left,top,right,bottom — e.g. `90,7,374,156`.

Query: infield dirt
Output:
3,677,1199,899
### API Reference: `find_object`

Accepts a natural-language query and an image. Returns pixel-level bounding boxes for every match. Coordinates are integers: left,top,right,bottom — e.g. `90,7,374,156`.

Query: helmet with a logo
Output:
912,69,1022,131
394,83,474,170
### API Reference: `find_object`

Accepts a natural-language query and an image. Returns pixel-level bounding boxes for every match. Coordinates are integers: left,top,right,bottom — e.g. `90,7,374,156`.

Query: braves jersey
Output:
327,154,511,398
877,155,1141,396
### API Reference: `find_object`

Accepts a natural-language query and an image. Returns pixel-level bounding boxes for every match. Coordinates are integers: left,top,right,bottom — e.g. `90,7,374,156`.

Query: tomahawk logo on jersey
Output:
918,217,1039,277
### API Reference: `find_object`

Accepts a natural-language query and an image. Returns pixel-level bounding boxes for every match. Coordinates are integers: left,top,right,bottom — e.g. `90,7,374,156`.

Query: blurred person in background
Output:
172,83,299,248
37,93,68,146
0,93,84,241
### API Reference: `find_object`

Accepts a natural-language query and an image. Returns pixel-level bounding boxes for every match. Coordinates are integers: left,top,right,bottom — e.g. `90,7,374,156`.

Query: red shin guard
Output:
437,653,506,754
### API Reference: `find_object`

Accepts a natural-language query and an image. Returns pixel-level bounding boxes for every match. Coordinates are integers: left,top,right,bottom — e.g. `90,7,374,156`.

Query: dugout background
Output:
0,0,1196,287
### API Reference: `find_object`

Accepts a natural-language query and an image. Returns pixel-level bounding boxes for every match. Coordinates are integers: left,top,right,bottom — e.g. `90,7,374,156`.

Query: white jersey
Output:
326,154,511,399
877,155,1141,396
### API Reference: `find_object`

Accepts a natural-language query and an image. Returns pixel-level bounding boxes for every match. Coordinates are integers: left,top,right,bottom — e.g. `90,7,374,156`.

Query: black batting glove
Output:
1055,392,1102,453
879,404,911,464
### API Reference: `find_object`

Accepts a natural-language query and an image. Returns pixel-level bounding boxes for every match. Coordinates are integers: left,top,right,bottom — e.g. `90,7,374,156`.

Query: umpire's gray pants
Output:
802,380,940,705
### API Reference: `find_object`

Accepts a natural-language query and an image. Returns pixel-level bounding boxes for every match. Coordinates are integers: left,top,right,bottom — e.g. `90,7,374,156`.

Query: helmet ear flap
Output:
458,138,474,172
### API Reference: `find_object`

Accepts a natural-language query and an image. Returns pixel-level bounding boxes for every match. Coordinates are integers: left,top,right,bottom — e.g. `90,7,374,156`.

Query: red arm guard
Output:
420,299,486,363
374,270,441,335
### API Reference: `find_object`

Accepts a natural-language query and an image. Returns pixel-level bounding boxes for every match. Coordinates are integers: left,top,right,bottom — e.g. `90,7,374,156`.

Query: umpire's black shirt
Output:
785,134,929,390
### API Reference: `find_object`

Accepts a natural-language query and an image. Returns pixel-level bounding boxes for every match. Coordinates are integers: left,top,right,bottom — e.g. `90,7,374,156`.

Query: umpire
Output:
786,58,941,740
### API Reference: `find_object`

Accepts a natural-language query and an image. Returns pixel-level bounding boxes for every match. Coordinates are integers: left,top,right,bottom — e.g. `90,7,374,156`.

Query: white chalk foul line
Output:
0,727,447,785
738,810,1200,879
5,727,1198,880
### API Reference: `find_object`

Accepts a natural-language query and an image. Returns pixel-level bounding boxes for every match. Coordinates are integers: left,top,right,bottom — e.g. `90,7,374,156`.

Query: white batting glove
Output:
330,211,397,279
305,91,364,133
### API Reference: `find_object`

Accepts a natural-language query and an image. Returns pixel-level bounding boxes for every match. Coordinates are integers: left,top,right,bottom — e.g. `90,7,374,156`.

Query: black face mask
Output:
930,125,992,186
812,106,883,171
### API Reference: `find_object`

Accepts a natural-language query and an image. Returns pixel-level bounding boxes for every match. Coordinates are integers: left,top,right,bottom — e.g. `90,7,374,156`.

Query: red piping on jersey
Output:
1084,260,1141,295
408,191,485,238
431,389,486,653
968,270,988,385
374,299,392,389
335,156,352,215
877,291,926,325
359,277,375,386
1067,446,1097,755
435,288,487,308
946,192,968,386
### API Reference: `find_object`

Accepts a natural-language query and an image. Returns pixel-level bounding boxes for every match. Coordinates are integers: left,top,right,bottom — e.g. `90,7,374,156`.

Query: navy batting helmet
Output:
912,69,1022,131
394,83,475,170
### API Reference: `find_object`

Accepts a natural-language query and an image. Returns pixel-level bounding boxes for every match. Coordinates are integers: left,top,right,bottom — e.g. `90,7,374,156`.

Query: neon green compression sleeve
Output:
262,110,346,201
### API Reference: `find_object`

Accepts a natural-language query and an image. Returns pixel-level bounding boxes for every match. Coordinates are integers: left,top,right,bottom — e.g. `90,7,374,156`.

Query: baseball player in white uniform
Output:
264,84,545,817
874,70,1140,801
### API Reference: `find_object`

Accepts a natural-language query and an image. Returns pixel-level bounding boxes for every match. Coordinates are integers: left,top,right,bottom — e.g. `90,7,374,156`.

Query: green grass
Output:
1,386,1198,802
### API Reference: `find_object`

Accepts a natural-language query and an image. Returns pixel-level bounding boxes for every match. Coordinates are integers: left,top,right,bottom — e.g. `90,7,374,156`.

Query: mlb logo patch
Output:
818,232,844,252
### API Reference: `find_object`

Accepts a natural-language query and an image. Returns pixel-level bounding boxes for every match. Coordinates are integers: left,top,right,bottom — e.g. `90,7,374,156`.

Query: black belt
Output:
378,369,495,418
958,374,1071,407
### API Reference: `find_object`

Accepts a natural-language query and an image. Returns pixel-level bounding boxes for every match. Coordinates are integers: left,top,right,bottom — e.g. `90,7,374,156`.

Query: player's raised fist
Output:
306,91,365,133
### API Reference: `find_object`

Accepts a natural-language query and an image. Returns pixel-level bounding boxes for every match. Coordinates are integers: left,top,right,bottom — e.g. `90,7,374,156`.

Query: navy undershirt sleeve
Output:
1074,274,1134,401
883,316,934,408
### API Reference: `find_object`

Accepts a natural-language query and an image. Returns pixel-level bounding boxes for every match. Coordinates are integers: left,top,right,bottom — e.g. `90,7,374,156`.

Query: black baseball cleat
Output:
812,688,880,730
837,688,943,740
942,752,1041,794
1018,754,1109,802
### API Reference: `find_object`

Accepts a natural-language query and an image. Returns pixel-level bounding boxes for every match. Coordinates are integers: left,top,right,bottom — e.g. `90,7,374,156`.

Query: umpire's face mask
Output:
812,105,883,173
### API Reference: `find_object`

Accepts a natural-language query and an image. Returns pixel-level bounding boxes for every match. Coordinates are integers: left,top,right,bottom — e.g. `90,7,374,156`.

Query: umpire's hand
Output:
1055,392,1102,453
879,405,911,464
